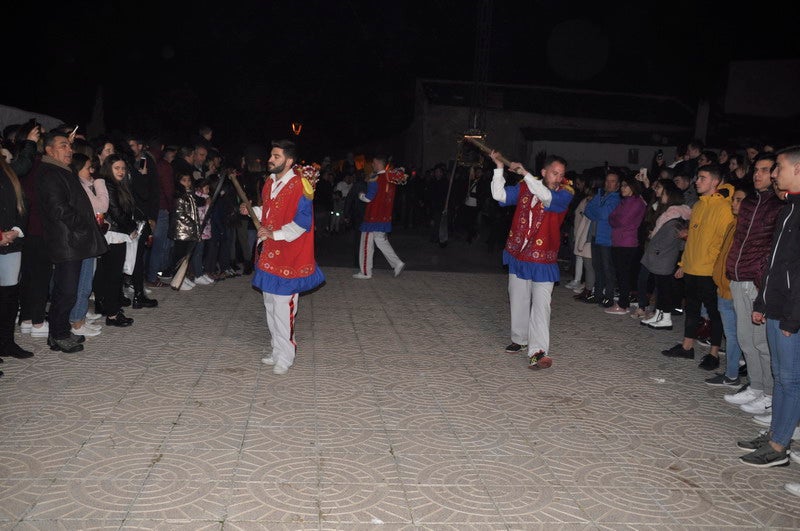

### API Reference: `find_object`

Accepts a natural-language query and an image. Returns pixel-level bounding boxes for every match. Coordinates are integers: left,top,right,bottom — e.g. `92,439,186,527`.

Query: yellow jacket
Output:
679,183,735,276
712,221,736,299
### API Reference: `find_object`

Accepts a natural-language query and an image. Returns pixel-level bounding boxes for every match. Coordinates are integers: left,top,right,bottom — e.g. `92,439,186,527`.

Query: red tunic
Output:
363,172,396,225
257,174,317,279
505,183,567,265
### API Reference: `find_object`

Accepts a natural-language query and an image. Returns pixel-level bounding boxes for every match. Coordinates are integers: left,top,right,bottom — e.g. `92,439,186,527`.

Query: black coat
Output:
35,157,107,263
754,194,800,334
0,170,27,255
103,178,137,235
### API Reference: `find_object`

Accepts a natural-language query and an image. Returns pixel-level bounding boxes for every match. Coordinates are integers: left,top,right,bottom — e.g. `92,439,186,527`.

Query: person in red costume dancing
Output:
244,140,325,375
353,154,406,279
490,150,573,370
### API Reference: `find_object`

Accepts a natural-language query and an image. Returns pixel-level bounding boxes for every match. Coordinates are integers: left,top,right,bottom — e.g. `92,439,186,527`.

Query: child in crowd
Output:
167,171,200,290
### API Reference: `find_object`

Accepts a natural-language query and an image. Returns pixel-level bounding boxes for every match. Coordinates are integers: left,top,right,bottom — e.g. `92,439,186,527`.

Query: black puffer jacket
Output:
35,156,107,263
754,194,800,333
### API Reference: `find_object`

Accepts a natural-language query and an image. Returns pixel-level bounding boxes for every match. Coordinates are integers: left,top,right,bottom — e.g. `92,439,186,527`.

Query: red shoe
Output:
528,351,552,370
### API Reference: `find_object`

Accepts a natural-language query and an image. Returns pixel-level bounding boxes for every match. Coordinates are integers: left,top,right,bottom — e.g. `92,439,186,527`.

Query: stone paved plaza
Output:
2,246,800,528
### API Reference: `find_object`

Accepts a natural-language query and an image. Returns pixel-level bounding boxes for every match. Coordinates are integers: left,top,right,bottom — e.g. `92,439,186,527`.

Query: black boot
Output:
132,291,158,309
0,285,33,359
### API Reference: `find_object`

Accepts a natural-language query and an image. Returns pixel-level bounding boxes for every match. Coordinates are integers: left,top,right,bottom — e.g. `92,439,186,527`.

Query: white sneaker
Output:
352,273,372,279
791,450,800,464
564,280,582,290
180,279,194,291
72,324,101,337
273,364,289,375
30,322,50,337
724,387,763,405
193,275,211,285
740,394,772,415
640,310,662,326
785,483,800,497
184,278,196,287
200,274,215,284
646,311,672,329
85,312,102,321
261,355,276,366
753,414,772,427
394,262,405,277
20,321,32,334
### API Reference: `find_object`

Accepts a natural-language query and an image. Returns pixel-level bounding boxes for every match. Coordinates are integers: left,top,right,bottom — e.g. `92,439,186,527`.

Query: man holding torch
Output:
489,150,572,370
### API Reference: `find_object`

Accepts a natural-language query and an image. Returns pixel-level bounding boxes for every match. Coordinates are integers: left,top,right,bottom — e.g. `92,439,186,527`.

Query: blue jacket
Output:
584,189,620,247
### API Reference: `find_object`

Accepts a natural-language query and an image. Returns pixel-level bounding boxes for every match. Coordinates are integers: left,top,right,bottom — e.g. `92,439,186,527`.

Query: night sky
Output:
6,0,798,161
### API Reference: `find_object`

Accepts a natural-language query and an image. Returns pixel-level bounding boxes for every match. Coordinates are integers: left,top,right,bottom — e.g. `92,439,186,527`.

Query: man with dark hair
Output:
353,154,405,279
675,138,705,180
737,145,800,472
673,171,699,207
662,164,734,370
584,171,621,307
721,152,784,413
490,151,573,370
146,138,176,287
35,132,107,353
241,140,325,375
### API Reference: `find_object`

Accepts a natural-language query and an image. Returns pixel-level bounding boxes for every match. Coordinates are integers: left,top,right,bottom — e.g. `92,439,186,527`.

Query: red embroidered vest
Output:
363,172,396,224
505,182,566,264
257,174,317,278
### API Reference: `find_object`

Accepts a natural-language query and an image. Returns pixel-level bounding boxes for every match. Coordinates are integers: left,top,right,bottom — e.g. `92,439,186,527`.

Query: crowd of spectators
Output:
560,139,800,494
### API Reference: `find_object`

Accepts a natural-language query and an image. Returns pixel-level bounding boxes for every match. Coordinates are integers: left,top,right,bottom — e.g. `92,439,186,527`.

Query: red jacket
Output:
725,188,783,285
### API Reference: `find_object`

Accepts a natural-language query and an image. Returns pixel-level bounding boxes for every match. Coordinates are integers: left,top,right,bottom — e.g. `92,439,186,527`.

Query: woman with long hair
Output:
605,175,647,315
0,157,33,372
68,153,108,336
94,154,135,326
639,184,692,330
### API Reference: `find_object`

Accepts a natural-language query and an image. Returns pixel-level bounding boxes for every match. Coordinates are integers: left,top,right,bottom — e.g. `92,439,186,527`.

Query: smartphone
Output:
138,157,146,170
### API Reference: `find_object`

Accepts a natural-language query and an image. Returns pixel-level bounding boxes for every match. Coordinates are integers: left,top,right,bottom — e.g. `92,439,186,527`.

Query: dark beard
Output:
269,162,286,175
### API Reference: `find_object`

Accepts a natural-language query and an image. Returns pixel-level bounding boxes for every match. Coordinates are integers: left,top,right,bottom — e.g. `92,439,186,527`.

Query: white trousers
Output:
358,231,402,276
263,292,299,368
508,274,554,356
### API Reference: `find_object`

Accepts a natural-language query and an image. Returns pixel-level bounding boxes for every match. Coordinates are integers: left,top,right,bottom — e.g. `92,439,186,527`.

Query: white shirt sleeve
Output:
272,222,306,242
251,205,263,220
523,174,552,207
490,168,507,203
11,226,24,237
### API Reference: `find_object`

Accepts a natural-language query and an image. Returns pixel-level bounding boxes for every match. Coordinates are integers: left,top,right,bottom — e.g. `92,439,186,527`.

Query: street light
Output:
291,122,303,136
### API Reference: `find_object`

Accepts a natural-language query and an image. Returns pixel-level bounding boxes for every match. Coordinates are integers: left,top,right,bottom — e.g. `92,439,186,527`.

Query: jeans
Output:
591,243,615,300
192,240,206,278
766,319,800,447
69,257,95,323
147,209,171,282
0,252,21,286
717,295,742,379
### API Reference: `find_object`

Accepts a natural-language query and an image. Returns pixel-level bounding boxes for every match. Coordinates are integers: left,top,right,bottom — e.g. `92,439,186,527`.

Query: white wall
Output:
526,141,677,173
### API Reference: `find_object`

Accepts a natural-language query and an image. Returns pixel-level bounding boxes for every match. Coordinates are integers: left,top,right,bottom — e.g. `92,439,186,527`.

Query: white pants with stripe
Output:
358,231,402,276
508,274,554,356
263,292,299,368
